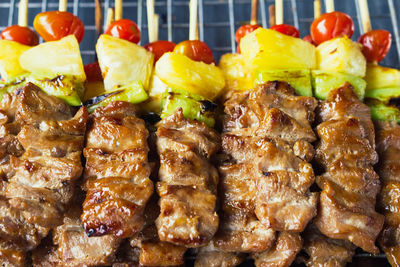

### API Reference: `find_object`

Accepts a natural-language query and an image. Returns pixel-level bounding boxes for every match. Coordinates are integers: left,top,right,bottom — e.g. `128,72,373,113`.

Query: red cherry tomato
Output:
270,24,300,38
358,30,392,63
0,25,39,46
303,35,315,45
235,24,261,43
105,19,141,44
173,40,215,64
34,11,84,43
84,62,103,82
144,40,176,62
310,11,354,45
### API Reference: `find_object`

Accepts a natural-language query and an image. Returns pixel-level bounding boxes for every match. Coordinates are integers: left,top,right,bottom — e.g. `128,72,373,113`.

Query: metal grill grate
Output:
1,0,400,67
0,0,396,266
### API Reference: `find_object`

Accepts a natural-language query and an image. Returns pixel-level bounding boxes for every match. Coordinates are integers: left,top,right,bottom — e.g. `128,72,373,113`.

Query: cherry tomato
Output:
235,24,261,43
303,35,315,45
144,40,176,62
84,62,103,82
173,40,215,64
0,25,39,46
270,24,300,38
34,11,84,43
311,11,354,45
105,19,141,44
358,30,392,63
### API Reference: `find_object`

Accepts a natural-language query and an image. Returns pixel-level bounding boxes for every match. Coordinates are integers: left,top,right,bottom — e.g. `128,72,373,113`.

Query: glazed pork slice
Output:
300,224,355,267
313,84,384,254
155,109,220,248
128,197,186,266
81,101,153,238
0,83,87,264
375,121,400,266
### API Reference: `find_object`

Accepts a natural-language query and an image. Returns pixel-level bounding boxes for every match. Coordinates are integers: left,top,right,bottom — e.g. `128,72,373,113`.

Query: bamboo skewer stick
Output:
95,0,103,36
250,0,259,25
18,0,28,27
105,7,115,29
189,0,199,40
314,0,321,19
275,0,283,25
325,0,334,13
59,0,67,12
154,14,159,42
269,4,276,27
115,0,123,21
147,0,156,42
357,0,371,33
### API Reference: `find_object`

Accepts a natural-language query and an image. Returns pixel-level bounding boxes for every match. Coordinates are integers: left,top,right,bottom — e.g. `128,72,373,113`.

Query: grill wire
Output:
0,0,397,266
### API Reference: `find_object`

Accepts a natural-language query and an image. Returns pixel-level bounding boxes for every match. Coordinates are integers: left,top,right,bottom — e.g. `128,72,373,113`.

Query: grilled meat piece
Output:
155,109,220,248
0,83,87,263
300,224,355,267
128,197,186,266
314,84,384,254
213,82,317,260
375,121,400,266
81,101,153,238
54,206,120,266
252,232,302,267
195,243,245,267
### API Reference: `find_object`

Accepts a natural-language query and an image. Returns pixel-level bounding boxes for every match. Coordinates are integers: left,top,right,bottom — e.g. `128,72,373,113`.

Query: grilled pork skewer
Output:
155,109,220,248
302,84,384,265
0,83,87,265
196,81,318,266
375,122,400,266
81,101,153,239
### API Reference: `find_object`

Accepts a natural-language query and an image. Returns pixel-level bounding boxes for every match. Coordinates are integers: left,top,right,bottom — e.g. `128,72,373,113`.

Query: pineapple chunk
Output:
0,40,30,81
316,36,366,77
365,64,400,90
96,34,154,92
240,28,316,71
155,52,225,100
19,35,86,82
219,53,253,92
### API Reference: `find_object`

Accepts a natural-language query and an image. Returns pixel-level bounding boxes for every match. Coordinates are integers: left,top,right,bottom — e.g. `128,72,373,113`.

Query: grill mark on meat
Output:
196,81,318,267
0,83,87,263
81,101,153,239
374,121,400,266
155,108,220,248
304,84,384,264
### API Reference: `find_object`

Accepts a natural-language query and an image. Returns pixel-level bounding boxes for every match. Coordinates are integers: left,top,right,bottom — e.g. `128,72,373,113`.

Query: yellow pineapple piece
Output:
155,52,225,100
19,35,86,82
0,40,30,81
316,36,366,77
365,63,400,90
219,53,254,92
96,34,154,92
240,28,316,71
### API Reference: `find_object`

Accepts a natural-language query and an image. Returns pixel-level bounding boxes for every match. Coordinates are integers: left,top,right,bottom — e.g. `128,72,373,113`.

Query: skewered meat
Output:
300,224,355,267
129,197,186,266
0,83,87,264
81,101,153,238
54,205,120,266
375,121,400,266
252,232,302,267
207,81,318,267
313,84,384,254
195,243,245,267
155,109,220,248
